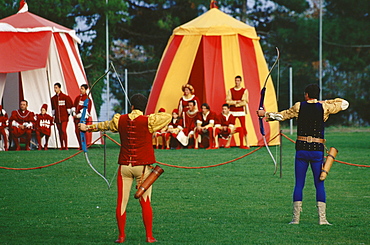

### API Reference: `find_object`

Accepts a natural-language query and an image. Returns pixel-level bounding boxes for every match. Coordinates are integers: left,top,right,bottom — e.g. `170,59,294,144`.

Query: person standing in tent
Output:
51,82,73,150
178,84,201,117
79,93,171,243
0,105,9,151
257,84,349,225
226,75,250,149
9,100,35,151
35,104,54,150
72,84,91,150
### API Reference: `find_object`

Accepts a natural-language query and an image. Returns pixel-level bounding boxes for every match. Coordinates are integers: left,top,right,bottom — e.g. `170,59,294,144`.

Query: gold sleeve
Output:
322,98,349,122
266,102,301,121
148,112,172,133
87,113,121,132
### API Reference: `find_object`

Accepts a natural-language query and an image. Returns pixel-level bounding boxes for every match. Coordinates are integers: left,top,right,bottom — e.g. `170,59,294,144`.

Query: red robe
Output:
182,110,197,136
35,113,54,136
51,92,73,123
9,109,35,137
178,95,201,114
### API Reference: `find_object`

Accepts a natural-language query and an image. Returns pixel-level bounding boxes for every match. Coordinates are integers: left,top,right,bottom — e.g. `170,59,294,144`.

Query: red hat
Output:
41,104,48,111
159,108,166,112
172,109,179,114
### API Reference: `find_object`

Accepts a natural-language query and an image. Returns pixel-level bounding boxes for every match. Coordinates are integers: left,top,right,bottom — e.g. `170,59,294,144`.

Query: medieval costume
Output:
9,105,35,151
35,104,54,150
51,90,73,150
263,85,349,225
84,106,171,243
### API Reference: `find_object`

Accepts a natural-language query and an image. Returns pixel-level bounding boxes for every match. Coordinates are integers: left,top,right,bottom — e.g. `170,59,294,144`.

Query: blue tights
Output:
293,150,326,203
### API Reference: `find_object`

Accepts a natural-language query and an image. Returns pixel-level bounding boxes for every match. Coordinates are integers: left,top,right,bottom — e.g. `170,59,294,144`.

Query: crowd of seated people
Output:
153,77,250,150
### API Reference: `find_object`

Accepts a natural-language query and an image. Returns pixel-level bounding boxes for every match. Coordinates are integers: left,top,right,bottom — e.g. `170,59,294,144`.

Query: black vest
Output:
296,101,325,151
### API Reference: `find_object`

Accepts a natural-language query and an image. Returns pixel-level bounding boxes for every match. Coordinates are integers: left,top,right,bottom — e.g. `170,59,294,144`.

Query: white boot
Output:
289,201,302,224
317,201,332,225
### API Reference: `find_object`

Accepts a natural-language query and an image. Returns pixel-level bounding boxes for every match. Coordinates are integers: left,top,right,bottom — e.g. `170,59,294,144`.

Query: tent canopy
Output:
147,8,279,146
0,7,100,148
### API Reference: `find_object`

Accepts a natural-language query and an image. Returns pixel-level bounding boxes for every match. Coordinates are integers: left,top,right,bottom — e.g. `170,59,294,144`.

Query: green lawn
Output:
0,129,369,244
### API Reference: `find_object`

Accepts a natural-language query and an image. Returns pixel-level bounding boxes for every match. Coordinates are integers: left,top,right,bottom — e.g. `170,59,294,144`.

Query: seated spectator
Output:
0,105,9,151
153,108,167,149
177,100,197,147
9,100,35,151
35,104,54,150
214,104,236,149
194,103,216,149
164,109,183,149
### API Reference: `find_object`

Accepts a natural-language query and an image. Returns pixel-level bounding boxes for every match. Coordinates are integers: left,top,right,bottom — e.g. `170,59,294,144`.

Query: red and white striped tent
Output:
146,8,279,146
0,3,101,148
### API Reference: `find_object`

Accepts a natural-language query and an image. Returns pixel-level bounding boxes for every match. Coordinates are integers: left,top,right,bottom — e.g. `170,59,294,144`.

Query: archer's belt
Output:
297,136,326,144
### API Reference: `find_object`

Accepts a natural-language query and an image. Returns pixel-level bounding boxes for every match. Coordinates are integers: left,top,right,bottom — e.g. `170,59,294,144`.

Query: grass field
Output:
0,128,369,244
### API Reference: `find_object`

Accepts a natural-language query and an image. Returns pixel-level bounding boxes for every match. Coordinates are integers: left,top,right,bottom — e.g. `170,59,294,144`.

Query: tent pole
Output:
319,0,323,100
125,69,128,114
289,66,293,135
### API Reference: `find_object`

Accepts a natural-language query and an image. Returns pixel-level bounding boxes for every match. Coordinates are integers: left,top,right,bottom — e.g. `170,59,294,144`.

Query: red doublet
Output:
168,118,183,129
118,114,156,166
229,87,246,113
35,113,53,136
196,111,216,127
74,94,91,114
51,92,73,123
217,113,236,127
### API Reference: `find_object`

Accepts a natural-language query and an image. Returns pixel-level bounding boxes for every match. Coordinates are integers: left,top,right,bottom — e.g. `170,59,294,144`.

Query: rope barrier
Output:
105,133,280,169
1,132,368,170
0,136,103,170
280,132,370,168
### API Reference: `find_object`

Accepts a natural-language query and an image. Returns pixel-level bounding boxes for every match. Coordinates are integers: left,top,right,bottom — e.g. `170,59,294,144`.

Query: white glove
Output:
267,112,283,121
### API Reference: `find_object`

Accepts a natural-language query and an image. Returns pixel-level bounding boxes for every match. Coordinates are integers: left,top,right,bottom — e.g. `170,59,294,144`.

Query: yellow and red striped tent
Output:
146,8,279,146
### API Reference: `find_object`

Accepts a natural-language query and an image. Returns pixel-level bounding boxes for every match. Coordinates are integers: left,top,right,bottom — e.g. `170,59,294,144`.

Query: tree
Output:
109,0,204,113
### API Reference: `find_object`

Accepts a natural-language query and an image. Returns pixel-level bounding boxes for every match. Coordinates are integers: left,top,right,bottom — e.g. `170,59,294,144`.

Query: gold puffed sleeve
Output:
87,113,121,132
322,98,349,122
147,112,172,134
266,102,301,122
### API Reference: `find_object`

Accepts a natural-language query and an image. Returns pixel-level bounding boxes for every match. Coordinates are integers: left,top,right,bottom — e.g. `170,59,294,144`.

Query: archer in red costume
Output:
9,100,35,151
51,82,73,150
72,84,91,150
194,103,216,149
226,75,250,148
35,104,54,150
79,94,171,243
0,105,9,151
